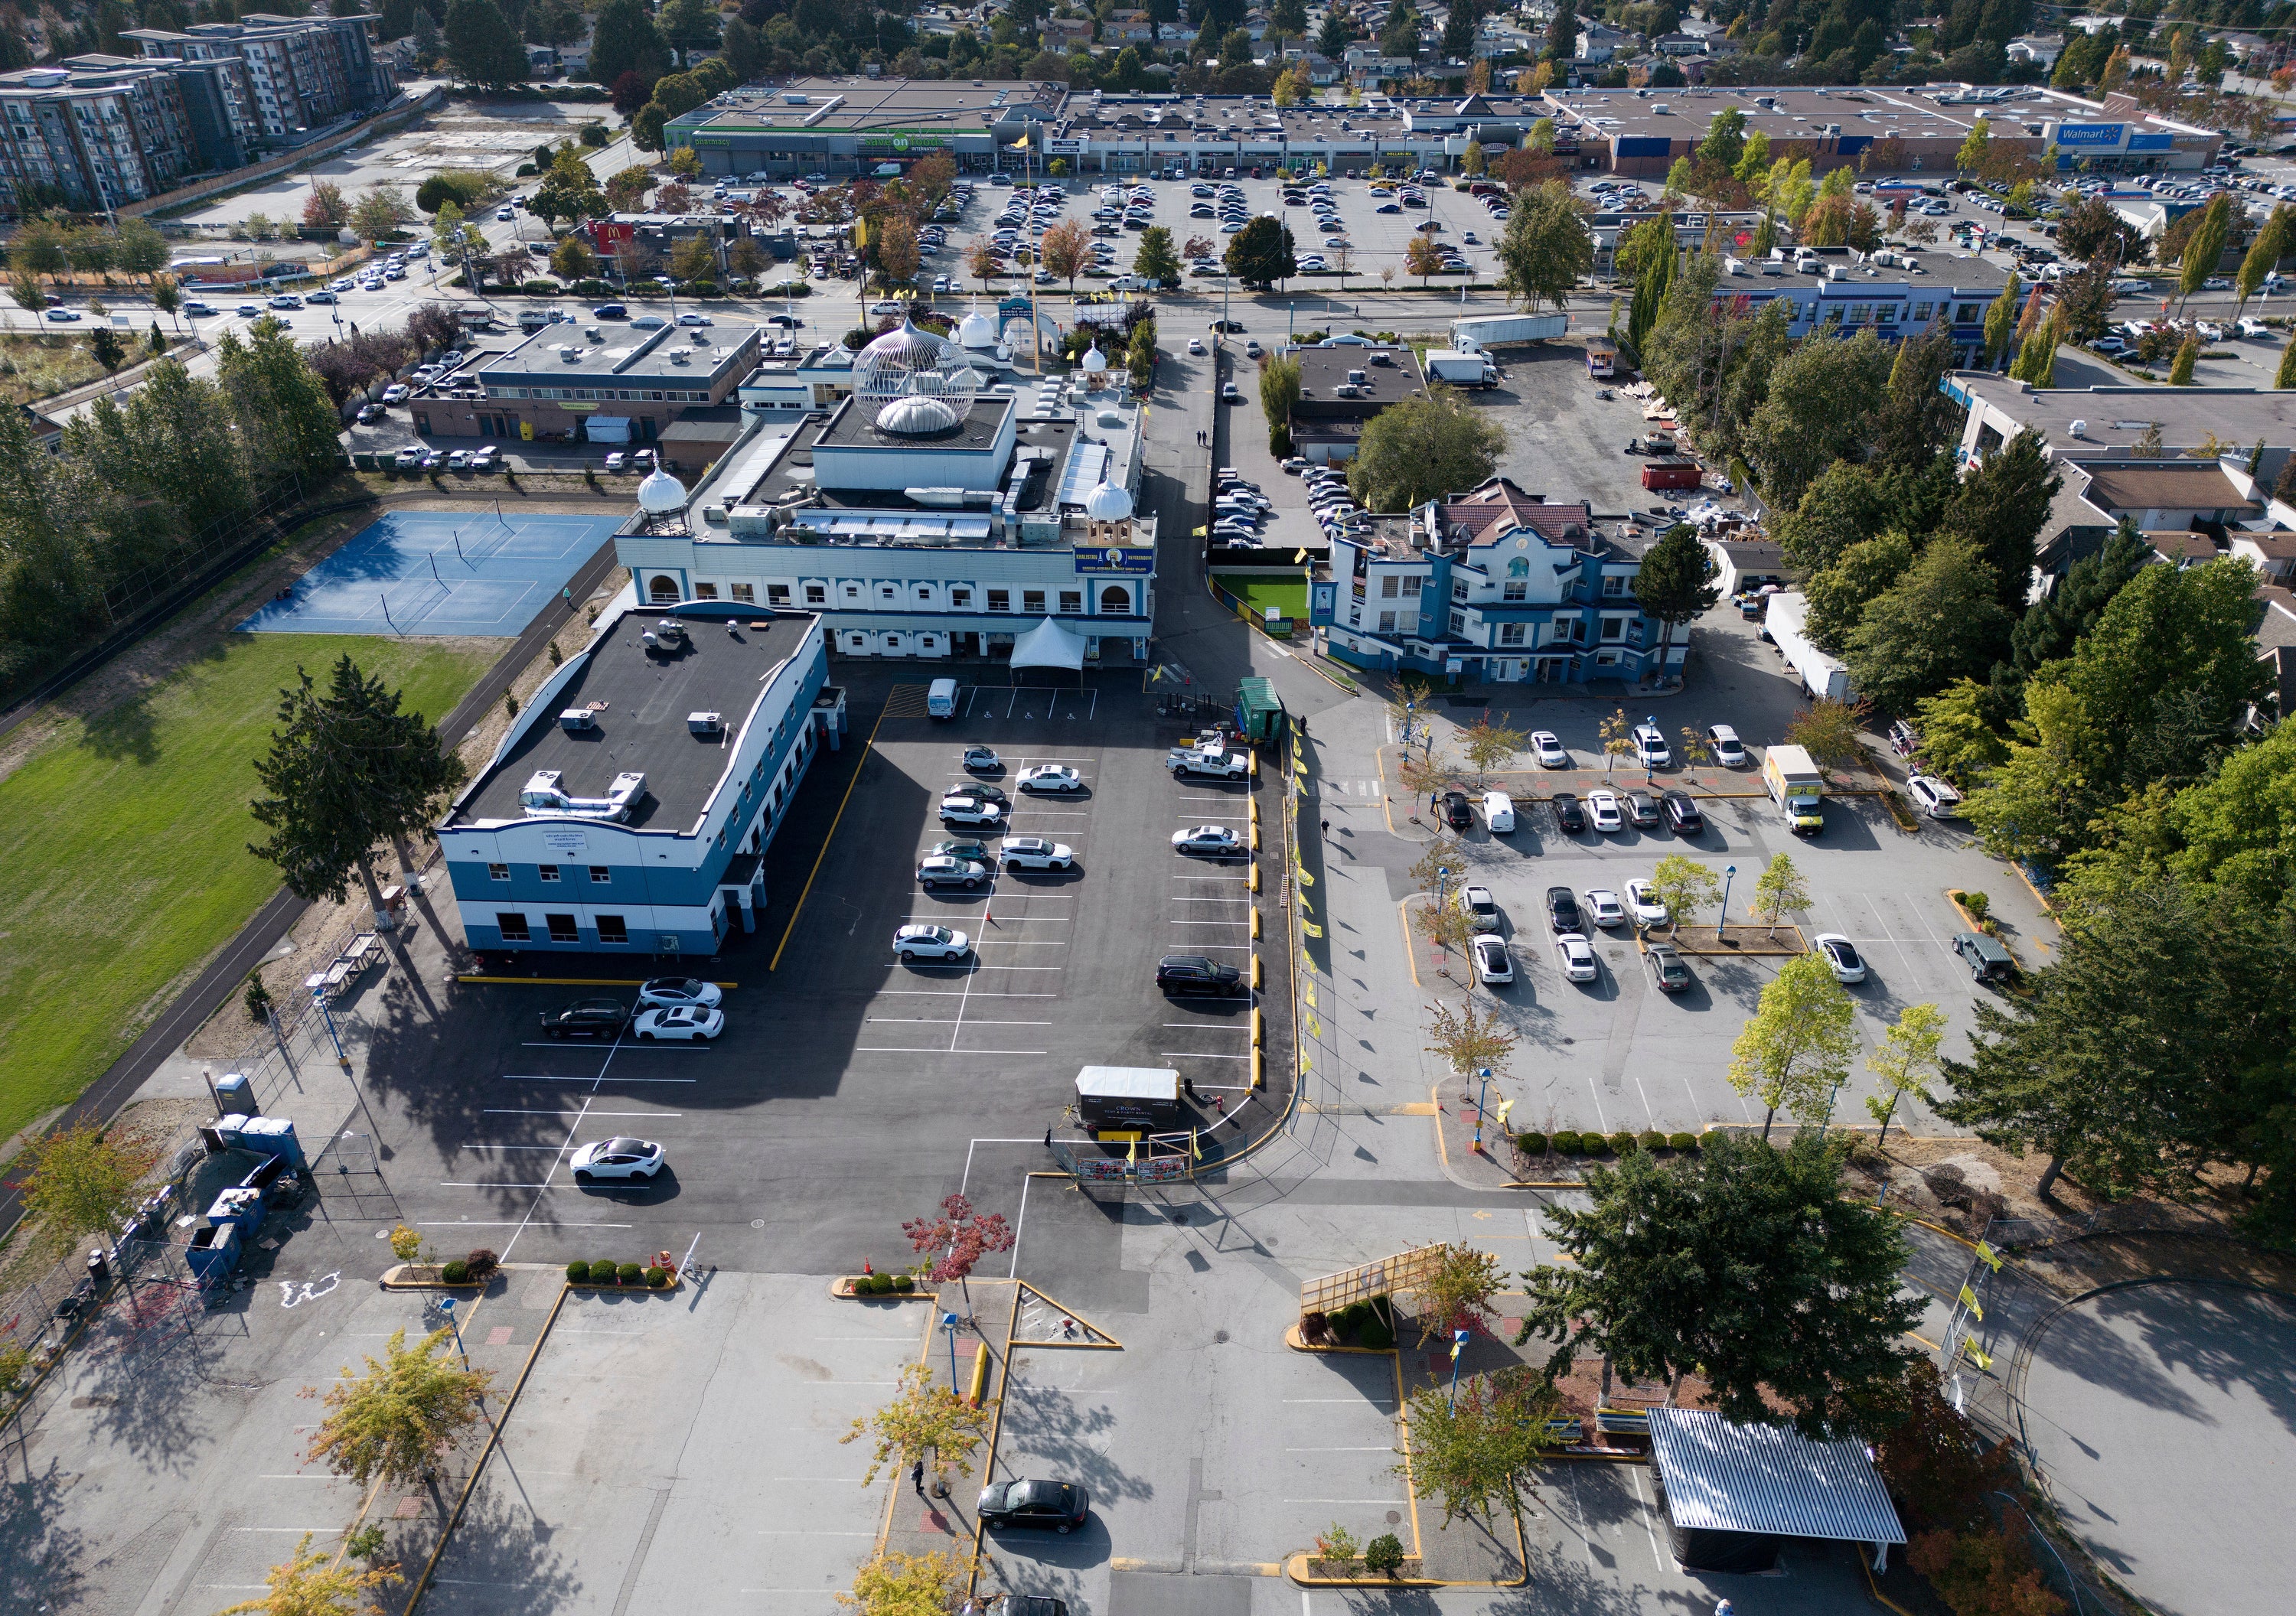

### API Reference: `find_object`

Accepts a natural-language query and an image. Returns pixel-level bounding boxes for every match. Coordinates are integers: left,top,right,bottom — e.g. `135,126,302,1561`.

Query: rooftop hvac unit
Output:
2069,419,2087,438
670,350,690,364
1348,369,1368,385
558,708,597,731
687,711,723,736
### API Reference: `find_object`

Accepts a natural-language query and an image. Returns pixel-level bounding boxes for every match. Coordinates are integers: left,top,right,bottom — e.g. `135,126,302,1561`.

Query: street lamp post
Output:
312,985,351,1073
1447,1328,1470,1410
941,1310,961,1385
437,1295,469,1367
1717,862,1737,942
1472,1067,1492,1152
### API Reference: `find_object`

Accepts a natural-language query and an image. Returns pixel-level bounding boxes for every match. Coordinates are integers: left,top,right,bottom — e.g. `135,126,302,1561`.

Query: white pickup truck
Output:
1166,747,1248,780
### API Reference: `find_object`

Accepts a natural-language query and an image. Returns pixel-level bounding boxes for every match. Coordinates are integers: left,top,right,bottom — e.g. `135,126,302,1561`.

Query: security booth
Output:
1074,1066,1181,1137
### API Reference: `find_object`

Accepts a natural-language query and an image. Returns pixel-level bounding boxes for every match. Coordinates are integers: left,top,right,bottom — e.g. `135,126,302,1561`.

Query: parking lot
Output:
357,675,1293,1279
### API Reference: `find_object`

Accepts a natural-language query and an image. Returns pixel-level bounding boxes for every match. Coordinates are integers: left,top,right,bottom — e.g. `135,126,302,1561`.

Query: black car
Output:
1546,885,1583,934
1552,793,1587,835
979,1478,1090,1533
540,998,629,1039
1441,790,1472,829
1662,791,1704,835
1157,954,1245,996
1207,318,1246,332
945,783,1009,806
990,1599,1069,1616
1646,941,1693,993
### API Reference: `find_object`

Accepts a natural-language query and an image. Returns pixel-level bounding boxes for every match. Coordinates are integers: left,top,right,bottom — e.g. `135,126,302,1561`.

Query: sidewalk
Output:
881,1279,1022,1579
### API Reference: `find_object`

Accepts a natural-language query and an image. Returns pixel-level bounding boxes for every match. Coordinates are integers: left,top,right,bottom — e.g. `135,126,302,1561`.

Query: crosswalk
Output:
1309,779,1384,800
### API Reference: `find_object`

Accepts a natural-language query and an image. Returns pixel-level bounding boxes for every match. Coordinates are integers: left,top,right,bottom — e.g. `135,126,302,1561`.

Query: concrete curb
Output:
830,1277,938,1301
1282,1323,1392,1354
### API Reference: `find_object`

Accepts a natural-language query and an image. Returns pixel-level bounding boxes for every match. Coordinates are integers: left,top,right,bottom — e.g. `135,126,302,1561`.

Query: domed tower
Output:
852,318,980,438
1079,341,1109,385
1083,475,1133,546
956,302,1000,354
637,465,689,516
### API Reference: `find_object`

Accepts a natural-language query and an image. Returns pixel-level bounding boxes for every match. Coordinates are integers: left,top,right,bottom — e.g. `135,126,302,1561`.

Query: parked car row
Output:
894,746,1086,962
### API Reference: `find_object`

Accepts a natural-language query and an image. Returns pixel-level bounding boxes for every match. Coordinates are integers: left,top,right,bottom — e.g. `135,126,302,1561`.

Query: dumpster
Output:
1641,458,1704,491
187,1221,243,1287
1234,676,1283,745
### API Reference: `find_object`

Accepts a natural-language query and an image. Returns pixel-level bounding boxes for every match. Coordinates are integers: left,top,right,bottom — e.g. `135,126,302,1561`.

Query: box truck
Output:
1761,743,1825,835
1424,349,1497,386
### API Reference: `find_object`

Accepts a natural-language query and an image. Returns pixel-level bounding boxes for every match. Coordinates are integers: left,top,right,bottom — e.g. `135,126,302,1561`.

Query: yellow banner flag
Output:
1300,1051,1312,1072
1303,983,1317,1007
1975,1241,2003,1272
1303,921,1324,938
1308,1018,1321,1038
1126,1138,1137,1165
1296,867,1314,886
1495,1098,1514,1126
1191,1129,1202,1161
1962,1340,1992,1371
1957,1283,1984,1321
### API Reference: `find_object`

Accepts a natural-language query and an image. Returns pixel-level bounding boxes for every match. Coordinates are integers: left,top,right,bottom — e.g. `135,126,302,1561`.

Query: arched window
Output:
1099,585,1132,614
649,575,682,602
1506,557,1529,578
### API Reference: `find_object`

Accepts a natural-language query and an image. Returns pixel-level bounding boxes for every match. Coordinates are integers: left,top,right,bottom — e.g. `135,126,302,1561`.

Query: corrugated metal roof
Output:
1647,1409,1905,1545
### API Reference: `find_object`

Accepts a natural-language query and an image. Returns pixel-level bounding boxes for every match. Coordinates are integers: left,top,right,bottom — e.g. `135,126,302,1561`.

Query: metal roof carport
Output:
1647,1407,1906,1575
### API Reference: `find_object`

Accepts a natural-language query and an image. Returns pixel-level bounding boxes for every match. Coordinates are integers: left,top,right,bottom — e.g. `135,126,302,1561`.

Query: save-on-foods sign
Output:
859,132,954,150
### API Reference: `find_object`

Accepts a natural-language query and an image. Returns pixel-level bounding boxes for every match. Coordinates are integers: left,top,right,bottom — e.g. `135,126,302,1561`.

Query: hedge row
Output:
1516,1129,1704,1158
564,1260,670,1287
848,1272,918,1295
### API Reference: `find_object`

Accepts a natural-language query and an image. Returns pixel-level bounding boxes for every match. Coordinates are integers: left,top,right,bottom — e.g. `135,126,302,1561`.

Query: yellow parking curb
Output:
1251,953,1263,989
1250,862,1261,893
1252,907,1262,939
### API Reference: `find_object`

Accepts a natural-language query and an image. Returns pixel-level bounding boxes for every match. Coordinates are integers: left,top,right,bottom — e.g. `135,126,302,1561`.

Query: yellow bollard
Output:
1252,1006,1264,1047
1251,823,1261,852
1249,862,1261,893
1251,953,1262,989
1254,1044,1264,1090
966,1341,990,1406
1251,907,1262,940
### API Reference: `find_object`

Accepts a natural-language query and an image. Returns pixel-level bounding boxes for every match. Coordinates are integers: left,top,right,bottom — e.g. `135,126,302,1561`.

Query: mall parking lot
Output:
362,678,1289,1278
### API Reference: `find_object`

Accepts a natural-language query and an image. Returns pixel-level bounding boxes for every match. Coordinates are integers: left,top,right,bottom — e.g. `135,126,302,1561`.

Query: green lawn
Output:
0,634,494,1142
1214,573,1310,621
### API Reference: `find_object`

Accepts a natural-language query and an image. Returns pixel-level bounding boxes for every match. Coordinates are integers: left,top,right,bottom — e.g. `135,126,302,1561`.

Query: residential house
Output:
1106,9,1155,43
1042,18,1093,50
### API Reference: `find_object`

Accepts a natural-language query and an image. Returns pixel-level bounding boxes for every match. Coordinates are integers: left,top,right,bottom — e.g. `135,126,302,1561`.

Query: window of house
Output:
488,862,509,881
1503,581,1526,601
1603,574,1626,597
1058,589,1082,614
546,914,579,943
1601,617,1626,641
1403,575,1422,597
804,583,826,604
589,866,610,883
1452,579,1468,601
1500,622,1525,645
841,582,863,600
1022,589,1046,614
596,915,628,943
1449,609,1466,634
1381,575,1399,597
987,588,1010,611
950,586,971,608
877,582,899,601
495,912,530,941
1507,557,1529,578
732,583,755,604
845,630,868,651
1378,610,1397,631
539,864,560,882
694,582,719,599
768,584,791,605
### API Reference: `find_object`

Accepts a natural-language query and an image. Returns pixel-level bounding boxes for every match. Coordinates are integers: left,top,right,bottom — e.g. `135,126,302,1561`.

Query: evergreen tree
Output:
1939,428,2061,615
442,0,527,84
589,0,673,93
1630,525,1721,649
214,321,344,480
2008,522,2146,675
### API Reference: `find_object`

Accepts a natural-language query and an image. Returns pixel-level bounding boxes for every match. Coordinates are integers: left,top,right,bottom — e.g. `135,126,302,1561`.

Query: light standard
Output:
1717,862,1737,942
437,1295,470,1367
941,1310,961,1386
1446,1328,1470,1410
311,985,351,1073
1472,1067,1492,1152
1643,712,1658,781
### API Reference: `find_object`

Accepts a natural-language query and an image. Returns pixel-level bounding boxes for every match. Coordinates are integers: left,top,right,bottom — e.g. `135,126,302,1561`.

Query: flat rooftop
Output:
478,322,759,387
670,76,1064,137
1947,373,2296,452
1544,84,2091,146
452,610,816,832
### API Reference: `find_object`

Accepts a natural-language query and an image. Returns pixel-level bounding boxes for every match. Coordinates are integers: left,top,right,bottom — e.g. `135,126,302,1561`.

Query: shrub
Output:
464,1249,499,1281
1314,1522,1360,1572
1611,1131,1639,1155
566,1260,591,1282
616,1262,644,1286
1270,423,1293,458
1552,1129,1583,1154
441,1259,470,1284
520,279,561,295
589,1259,618,1283
1301,1308,1331,1343
515,161,540,177
892,1273,915,1292
1516,1129,1548,1156
682,280,719,297
1668,1132,1697,1152
1363,1533,1406,1575
1637,1129,1666,1153
1355,1315,1394,1350
1584,1132,1613,1157
1960,890,1990,920
644,1266,670,1289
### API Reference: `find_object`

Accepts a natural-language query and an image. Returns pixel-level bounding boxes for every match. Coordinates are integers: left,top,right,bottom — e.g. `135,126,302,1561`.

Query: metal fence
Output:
99,472,317,628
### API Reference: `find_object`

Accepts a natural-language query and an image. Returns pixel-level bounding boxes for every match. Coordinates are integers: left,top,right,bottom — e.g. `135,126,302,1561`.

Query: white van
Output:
926,677,958,719
1482,790,1515,833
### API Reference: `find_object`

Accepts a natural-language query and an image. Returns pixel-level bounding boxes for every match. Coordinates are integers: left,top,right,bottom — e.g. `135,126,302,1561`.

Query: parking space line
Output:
1162,1022,1249,1028
440,1181,557,1188
503,1074,696,1083
1162,1051,1253,1060
868,1018,1053,1026
482,1109,682,1117
854,1047,1049,1055
876,989,1056,997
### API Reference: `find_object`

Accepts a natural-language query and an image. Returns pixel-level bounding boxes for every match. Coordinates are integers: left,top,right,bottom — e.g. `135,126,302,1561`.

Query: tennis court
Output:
238,510,625,638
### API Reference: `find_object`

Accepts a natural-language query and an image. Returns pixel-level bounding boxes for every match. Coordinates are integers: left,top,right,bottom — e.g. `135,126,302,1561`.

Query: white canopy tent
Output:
1008,615,1088,686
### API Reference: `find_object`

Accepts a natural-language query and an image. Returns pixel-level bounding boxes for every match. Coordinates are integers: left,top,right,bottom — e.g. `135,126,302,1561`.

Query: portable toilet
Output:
213,1073,253,1113
240,1116,308,1172
214,1113,252,1148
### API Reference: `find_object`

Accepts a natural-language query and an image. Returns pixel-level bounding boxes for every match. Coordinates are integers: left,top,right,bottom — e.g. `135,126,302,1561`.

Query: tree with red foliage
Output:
610,69,651,115
1872,1359,2019,1531
1906,1505,2066,1616
901,1194,1014,1313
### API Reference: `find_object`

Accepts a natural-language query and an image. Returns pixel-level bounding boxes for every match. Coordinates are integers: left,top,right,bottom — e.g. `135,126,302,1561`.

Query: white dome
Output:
1080,343,1108,374
876,393,963,435
859,317,955,367
957,309,999,349
637,468,689,513
1084,478,1132,520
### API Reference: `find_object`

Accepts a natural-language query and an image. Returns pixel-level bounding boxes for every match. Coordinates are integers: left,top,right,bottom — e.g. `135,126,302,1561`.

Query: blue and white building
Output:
615,317,1156,665
1707,249,2014,367
435,539,833,958
1311,478,1683,686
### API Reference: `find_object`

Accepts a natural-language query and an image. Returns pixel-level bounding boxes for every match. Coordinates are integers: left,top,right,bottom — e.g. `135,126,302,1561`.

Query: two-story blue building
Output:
1708,249,2014,365
1310,479,1683,686
435,591,833,958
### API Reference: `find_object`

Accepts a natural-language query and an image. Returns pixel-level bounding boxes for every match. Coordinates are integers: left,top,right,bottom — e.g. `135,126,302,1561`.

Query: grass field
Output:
0,634,494,1145
1213,572,1310,621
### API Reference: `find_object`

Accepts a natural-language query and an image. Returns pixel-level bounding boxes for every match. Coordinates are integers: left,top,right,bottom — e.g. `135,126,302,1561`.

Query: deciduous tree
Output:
219,1532,400,1616
1493,180,1590,312
302,179,350,227
1347,387,1505,510
841,1360,996,1486
1843,539,2014,719
1133,224,1181,287
900,1193,1013,1311
837,1549,973,1616
1645,854,1721,930
20,1122,148,1276
1225,214,1296,289
1395,1367,1560,1526
1459,715,1525,780
530,145,603,230
307,1328,494,1487
1727,952,1853,1139
1865,1002,1946,1148
1783,697,1864,769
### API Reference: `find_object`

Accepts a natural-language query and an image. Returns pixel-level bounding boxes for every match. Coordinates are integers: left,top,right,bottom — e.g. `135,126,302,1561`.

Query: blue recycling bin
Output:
186,1221,242,1286
240,1116,307,1172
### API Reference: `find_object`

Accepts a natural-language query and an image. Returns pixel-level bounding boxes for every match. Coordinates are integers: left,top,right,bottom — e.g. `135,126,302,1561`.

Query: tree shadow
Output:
0,1456,87,1611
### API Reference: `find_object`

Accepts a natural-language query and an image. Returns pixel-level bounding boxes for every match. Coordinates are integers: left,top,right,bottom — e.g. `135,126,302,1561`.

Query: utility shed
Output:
1647,1407,1906,1575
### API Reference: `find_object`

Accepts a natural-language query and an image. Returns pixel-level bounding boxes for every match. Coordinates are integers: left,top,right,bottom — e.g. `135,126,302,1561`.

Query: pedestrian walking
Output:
1321,818,1330,838
911,1459,926,1497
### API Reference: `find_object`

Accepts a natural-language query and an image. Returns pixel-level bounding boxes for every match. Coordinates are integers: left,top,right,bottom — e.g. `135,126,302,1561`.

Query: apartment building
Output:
0,54,250,213
126,12,393,145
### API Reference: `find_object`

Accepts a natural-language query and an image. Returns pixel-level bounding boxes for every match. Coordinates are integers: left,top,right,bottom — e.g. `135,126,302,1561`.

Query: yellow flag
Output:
1300,1051,1312,1071
1303,921,1323,938
1191,1129,1202,1161
1304,983,1317,1007
1126,1138,1137,1165
1957,1283,1984,1321
1296,867,1314,886
1450,1336,1465,1361
1962,1340,1992,1371
1496,1098,1514,1126
1975,1240,2003,1272
1307,1017,1321,1038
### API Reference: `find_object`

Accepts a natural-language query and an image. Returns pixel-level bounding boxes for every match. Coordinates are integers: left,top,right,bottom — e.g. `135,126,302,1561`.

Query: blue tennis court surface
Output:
238,510,625,637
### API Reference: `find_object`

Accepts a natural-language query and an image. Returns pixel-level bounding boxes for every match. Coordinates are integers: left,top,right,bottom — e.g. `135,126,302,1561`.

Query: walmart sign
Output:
2054,122,2126,150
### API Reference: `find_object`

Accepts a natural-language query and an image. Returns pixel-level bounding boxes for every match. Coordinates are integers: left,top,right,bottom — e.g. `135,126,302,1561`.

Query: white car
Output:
1906,774,1964,819
894,923,971,961
1586,790,1625,832
569,1136,665,1184
1623,879,1669,930
677,312,713,326
918,854,990,888
1814,933,1868,984
1632,725,1671,768
1019,764,1084,793
940,797,1006,827
632,1005,725,1041
1187,337,1206,354
1705,724,1745,767
636,976,722,1009
1554,933,1599,982
605,451,628,472
1458,885,1501,933
1000,837,1076,871
1531,731,1570,767
1582,888,1626,928
1172,824,1242,855
1471,933,1514,986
